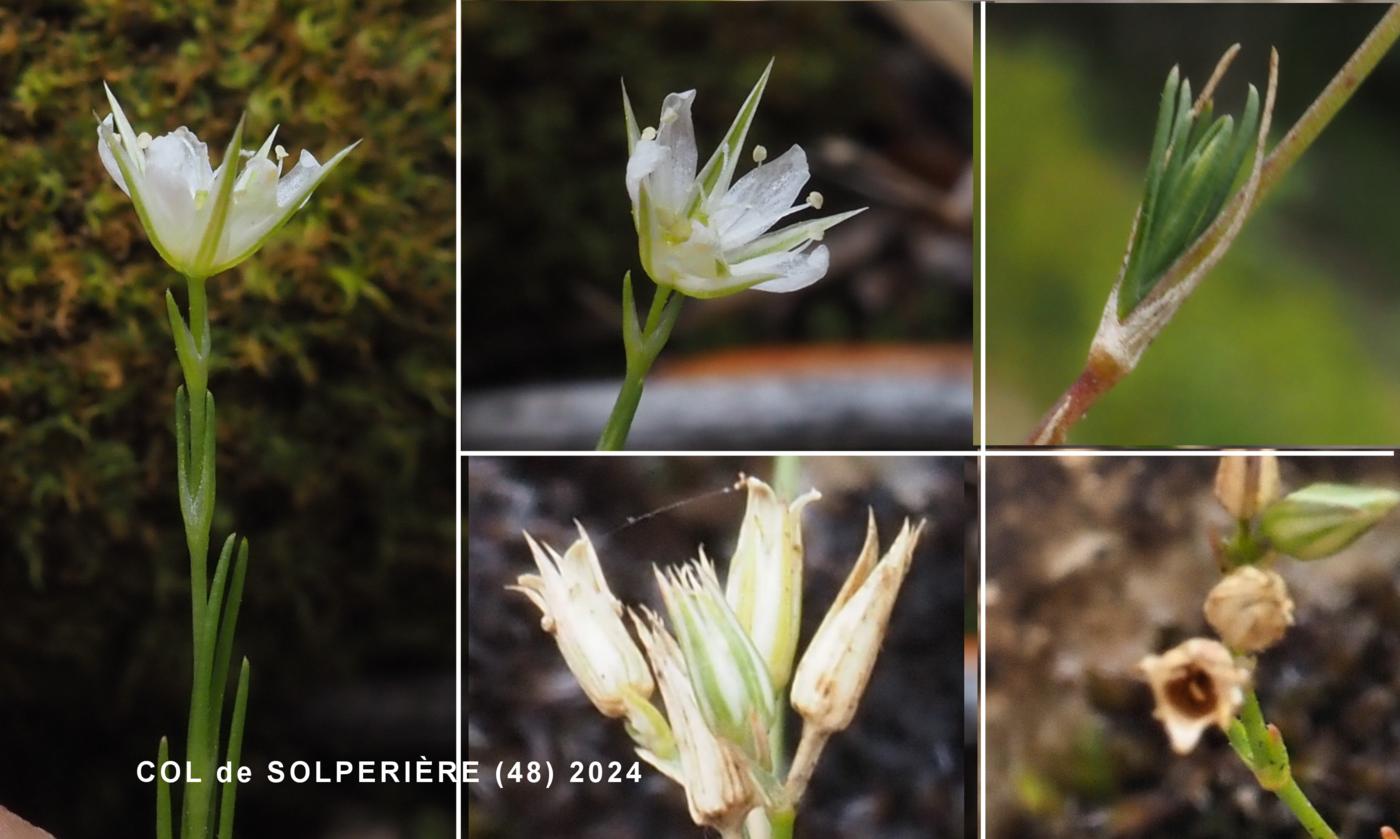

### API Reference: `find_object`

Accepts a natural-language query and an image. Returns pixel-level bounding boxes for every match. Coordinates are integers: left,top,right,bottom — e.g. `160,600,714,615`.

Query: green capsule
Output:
1260,483,1400,560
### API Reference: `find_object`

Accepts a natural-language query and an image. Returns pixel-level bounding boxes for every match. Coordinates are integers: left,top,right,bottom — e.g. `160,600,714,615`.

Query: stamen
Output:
806,191,824,210
641,127,657,142
659,107,678,127
137,132,152,150
752,145,768,165
274,144,289,162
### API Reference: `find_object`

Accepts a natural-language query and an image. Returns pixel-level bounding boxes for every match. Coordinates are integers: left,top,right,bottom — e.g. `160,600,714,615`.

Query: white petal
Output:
203,139,358,275
276,149,322,208
651,90,698,213
217,157,282,264
733,244,829,294
626,138,666,206
145,127,215,200
710,145,810,249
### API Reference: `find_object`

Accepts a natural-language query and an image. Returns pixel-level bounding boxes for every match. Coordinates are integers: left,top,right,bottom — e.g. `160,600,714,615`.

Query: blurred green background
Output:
987,5,1400,445
464,2,973,448
0,1,455,836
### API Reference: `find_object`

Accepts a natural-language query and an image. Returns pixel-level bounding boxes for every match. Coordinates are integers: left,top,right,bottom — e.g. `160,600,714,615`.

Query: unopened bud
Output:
1204,567,1294,652
791,516,923,734
1260,483,1400,560
1214,453,1280,520
724,476,820,691
1139,638,1251,754
656,557,777,767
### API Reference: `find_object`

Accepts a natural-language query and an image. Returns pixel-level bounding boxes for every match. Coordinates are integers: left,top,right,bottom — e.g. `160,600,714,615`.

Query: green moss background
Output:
0,1,455,835
987,5,1400,445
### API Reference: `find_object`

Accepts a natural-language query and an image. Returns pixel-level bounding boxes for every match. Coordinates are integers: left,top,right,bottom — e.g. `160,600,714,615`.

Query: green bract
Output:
1119,66,1260,319
1260,482,1400,560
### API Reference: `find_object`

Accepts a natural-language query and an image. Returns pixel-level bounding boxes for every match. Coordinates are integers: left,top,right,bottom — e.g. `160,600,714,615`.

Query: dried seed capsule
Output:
1214,453,1280,520
1204,567,1294,652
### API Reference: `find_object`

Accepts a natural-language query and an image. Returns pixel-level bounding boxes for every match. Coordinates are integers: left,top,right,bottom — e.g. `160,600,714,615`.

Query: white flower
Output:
97,83,358,279
623,61,864,298
509,525,655,719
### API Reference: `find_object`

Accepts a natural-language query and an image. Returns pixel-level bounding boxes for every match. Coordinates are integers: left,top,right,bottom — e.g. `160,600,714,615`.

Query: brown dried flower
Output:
1139,638,1251,754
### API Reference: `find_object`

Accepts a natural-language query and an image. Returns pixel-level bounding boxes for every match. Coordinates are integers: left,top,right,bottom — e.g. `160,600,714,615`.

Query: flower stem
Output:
1276,778,1338,839
1027,350,1123,445
1236,689,1338,839
597,277,683,450
165,275,250,839
597,368,650,451
767,808,795,839
1028,7,1400,445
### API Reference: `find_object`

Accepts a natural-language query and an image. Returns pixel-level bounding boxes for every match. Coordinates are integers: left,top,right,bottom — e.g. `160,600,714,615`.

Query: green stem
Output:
767,808,795,839
597,366,650,451
1237,689,1338,839
597,280,683,450
1254,4,1400,206
185,276,210,464
771,456,802,503
1276,778,1338,839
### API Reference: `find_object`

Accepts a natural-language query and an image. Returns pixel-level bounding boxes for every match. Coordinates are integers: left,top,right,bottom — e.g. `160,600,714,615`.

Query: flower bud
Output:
1260,482,1400,560
791,515,922,734
724,476,821,691
509,525,654,718
1204,567,1294,653
632,609,759,832
1139,638,1251,754
656,557,778,768
1214,453,1280,520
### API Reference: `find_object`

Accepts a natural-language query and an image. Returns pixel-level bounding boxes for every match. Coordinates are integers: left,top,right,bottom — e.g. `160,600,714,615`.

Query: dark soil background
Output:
985,456,1400,838
466,456,971,838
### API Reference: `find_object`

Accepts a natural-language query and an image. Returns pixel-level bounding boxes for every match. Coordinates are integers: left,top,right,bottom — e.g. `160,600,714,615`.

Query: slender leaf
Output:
217,660,251,839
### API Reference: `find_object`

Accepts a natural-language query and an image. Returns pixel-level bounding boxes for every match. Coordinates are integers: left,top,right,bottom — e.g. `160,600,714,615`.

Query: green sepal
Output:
689,57,774,216
1119,65,1261,320
622,80,640,157
727,208,867,263
191,114,246,278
